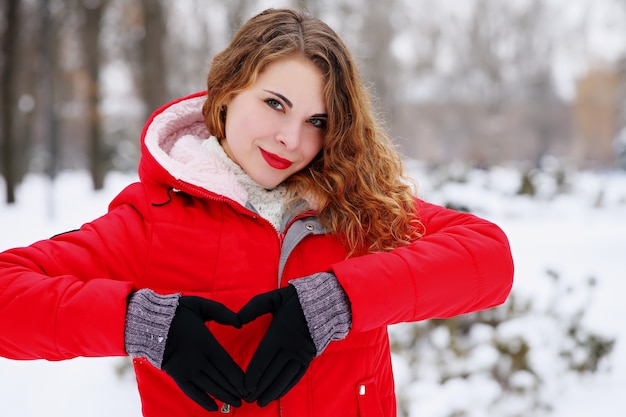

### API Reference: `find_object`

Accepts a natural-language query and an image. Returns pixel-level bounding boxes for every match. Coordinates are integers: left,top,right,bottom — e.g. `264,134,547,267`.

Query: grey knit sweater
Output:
289,272,352,354
125,273,352,369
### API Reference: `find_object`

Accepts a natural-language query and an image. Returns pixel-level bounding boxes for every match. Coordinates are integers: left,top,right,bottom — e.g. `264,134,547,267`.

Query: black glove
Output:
238,285,316,407
162,296,246,412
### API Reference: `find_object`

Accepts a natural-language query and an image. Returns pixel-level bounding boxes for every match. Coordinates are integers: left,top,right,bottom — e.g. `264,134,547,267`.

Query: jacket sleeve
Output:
332,198,514,333
0,183,151,360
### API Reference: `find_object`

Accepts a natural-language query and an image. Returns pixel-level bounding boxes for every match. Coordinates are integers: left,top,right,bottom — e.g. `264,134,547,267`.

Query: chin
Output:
252,176,283,190
264,181,284,190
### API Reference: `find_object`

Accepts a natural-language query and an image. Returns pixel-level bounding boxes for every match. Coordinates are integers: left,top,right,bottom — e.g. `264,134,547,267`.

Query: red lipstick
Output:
260,149,293,170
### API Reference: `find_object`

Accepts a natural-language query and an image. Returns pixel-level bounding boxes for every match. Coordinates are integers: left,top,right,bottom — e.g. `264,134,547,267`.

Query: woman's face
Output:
221,56,327,189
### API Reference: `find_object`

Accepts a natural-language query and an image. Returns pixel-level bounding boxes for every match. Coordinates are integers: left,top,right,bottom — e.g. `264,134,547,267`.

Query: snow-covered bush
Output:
390,161,621,417
390,269,615,417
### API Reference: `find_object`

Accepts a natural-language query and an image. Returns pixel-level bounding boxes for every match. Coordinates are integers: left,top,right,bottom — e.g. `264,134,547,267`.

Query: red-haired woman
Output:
0,8,513,417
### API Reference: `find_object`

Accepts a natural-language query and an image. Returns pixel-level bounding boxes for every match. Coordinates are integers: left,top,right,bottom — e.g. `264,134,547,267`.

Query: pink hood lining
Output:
142,95,248,205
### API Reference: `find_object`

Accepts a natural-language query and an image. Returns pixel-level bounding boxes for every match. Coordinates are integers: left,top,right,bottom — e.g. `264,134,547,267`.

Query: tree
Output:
138,0,168,120
81,0,107,190
1,0,20,204
38,0,60,187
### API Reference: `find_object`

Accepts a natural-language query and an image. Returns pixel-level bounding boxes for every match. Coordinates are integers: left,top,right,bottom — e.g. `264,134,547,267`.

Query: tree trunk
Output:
139,0,168,121
82,0,106,190
1,0,20,204
39,0,59,185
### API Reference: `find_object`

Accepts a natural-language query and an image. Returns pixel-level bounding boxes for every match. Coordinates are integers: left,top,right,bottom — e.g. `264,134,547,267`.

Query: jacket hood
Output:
138,92,248,206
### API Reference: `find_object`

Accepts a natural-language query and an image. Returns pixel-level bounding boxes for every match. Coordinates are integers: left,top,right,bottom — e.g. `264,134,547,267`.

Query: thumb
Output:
180,296,242,328
238,286,292,325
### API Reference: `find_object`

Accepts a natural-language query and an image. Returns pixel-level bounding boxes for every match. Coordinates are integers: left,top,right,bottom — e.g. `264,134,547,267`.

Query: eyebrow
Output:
263,89,328,118
264,90,293,109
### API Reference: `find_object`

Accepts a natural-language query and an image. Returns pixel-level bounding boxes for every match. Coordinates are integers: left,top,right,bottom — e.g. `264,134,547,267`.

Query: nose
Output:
275,122,302,150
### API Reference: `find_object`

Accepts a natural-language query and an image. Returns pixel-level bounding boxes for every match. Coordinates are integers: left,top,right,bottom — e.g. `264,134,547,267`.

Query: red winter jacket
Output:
0,93,514,417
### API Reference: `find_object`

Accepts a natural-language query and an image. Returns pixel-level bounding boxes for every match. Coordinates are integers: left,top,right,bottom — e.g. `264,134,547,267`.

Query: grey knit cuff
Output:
289,272,352,356
124,289,180,369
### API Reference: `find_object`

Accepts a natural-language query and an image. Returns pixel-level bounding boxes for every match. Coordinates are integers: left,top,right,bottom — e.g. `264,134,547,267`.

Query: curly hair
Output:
203,8,422,255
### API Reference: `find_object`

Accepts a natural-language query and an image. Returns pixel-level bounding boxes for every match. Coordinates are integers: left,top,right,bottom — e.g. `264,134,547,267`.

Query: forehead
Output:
258,56,322,81
253,56,326,108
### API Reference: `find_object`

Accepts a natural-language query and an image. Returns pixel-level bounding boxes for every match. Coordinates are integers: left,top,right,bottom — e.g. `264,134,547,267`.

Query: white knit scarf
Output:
201,137,287,230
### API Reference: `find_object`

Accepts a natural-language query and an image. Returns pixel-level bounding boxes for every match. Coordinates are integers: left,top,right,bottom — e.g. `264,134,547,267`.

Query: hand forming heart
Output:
163,286,315,411
238,284,316,407
161,296,246,412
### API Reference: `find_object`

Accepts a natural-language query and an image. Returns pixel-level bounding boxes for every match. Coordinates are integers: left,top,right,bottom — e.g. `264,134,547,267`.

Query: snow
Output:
401,165,626,417
1,166,625,416
0,172,143,417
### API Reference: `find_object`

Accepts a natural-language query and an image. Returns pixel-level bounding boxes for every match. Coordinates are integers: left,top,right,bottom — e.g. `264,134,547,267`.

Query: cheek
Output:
225,101,263,138
303,134,324,162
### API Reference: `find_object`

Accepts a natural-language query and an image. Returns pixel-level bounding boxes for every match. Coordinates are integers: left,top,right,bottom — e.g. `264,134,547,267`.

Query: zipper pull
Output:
278,231,285,249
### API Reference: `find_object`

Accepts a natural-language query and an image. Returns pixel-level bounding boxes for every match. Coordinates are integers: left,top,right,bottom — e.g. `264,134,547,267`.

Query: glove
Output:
238,285,316,407
162,296,246,412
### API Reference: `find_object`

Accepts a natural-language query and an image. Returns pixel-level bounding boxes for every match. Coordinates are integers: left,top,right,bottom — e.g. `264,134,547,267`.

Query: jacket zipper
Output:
278,231,286,252
171,183,260,218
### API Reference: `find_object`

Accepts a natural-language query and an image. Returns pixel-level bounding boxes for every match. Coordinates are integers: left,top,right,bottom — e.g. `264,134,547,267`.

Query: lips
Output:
260,148,293,170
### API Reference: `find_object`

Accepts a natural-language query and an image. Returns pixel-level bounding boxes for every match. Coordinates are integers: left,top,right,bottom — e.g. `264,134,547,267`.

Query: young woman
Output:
0,8,513,417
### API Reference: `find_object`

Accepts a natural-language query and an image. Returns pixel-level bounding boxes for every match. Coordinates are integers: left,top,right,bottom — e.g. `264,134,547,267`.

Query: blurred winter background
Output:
1,0,625,416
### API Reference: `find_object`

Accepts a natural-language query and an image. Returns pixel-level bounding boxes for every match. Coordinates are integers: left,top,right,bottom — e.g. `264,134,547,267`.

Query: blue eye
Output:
309,117,327,129
265,98,283,110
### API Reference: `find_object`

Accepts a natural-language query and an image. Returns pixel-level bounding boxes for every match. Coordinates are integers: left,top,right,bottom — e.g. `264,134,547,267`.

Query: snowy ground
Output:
0,166,624,416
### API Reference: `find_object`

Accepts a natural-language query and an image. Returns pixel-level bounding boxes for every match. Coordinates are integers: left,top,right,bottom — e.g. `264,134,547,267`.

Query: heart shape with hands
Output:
161,285,316,413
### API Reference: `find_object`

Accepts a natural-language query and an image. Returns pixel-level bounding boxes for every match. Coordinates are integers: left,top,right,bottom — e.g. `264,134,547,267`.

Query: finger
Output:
238,291,282,325
200,361,244,402
244,338,281,391
177,381,219,412
253,351,292,399
275,364,308,402
244,348,278,400
193,369,243,407
257,361,303,407
245,348,289,401
206,354,247,397
203,339,247,396
190,297,242,328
